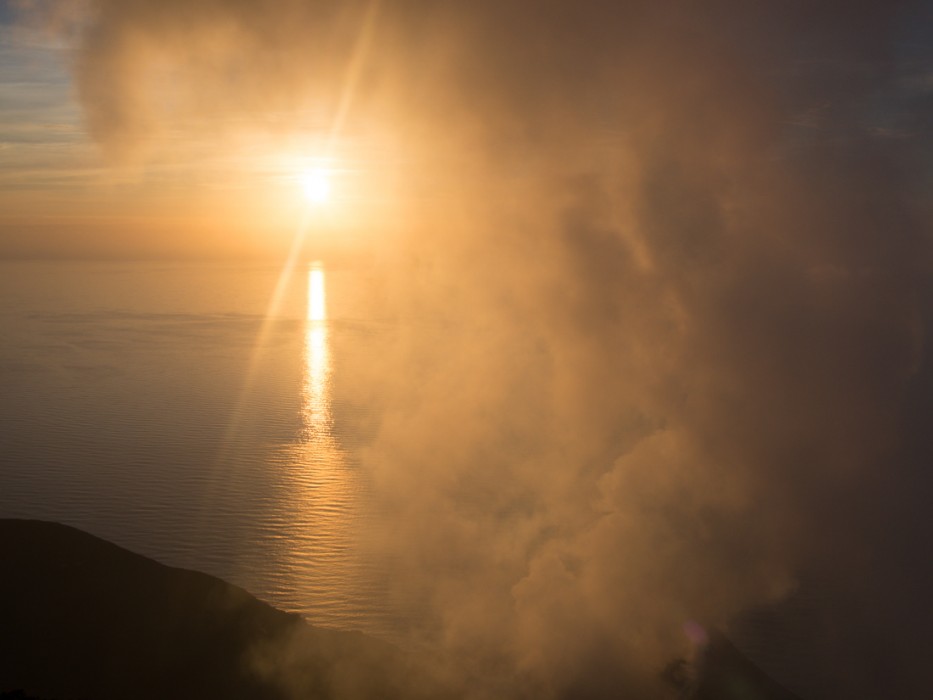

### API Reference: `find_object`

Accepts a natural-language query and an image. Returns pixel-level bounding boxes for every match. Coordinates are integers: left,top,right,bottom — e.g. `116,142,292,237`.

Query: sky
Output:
3,1,933,698
0,0,407,259
1,2,931,261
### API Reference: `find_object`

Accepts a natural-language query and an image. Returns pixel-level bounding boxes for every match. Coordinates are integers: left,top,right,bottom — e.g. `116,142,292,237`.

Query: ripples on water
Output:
0,261,396,638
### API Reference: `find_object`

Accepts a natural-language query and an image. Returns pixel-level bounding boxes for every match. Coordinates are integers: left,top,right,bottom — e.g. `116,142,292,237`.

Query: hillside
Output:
0,519,450,700
0,519,802,699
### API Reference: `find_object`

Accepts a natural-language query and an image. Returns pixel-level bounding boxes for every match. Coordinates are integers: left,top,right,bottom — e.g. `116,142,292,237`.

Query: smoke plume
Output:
29,0,933,696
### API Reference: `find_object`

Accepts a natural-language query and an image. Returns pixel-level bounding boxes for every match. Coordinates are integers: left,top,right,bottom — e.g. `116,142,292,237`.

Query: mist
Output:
23,0,933,697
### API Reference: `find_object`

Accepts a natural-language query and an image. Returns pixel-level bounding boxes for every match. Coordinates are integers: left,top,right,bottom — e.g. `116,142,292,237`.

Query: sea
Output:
0,259,397,638
0,260,847,697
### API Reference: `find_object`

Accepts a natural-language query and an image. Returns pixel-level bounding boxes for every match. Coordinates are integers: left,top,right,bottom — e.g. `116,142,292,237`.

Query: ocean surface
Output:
0,260,397,637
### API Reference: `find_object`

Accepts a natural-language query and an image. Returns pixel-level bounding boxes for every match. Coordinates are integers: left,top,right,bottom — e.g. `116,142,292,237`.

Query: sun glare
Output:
308,264,326,322
300,167,332,205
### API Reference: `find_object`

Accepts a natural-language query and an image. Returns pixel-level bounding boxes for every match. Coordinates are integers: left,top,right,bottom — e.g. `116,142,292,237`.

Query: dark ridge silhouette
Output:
662,630,803,700
691,632,803,700
0,519,802,699
0,519,453,700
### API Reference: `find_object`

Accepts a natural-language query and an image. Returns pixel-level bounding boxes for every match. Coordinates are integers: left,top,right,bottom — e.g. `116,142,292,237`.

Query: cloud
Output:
29,0,933,696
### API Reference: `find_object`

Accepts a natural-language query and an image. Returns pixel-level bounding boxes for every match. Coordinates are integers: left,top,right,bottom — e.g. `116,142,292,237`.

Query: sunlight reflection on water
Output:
267,264,387,631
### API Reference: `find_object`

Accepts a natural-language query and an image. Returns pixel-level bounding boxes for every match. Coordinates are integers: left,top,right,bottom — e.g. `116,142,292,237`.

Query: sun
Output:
300,167,332,205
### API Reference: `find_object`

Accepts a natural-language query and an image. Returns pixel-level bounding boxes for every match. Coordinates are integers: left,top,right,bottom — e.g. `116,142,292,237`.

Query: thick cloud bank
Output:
27,0,933,697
